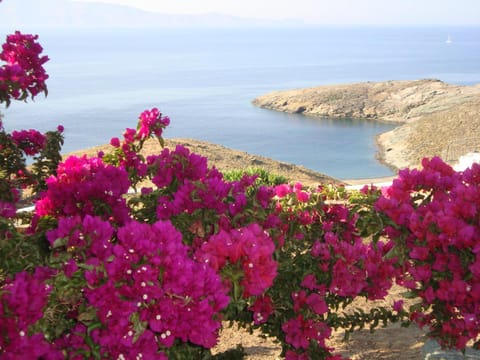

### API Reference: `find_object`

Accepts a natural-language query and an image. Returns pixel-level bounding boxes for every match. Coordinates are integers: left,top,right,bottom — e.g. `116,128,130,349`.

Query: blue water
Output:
2,26,480,179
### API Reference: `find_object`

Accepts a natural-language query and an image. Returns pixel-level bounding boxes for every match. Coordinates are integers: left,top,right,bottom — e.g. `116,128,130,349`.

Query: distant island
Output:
0,0,288,29
253,79,480,171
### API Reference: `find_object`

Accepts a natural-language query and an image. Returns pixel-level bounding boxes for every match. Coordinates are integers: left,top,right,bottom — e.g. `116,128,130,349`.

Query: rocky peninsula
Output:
253,79,480,171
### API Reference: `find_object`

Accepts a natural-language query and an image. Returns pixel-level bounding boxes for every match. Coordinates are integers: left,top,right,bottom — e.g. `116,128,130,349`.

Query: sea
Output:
1,26,479,179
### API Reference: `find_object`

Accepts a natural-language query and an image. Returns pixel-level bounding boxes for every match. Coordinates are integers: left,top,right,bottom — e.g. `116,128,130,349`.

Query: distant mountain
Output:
0,0,285,29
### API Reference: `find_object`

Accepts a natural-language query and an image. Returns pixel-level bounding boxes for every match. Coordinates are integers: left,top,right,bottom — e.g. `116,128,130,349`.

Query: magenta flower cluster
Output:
44,215,229,358
376,156,480,349
35,155,131,224
313,203,397,300
0,31,49,104
0,268,63,359
269,183,398,359
137,108,170,141
195,224,278,298
11,129,47,156
0,121,62,218
109,107,170,184
0,30,61,222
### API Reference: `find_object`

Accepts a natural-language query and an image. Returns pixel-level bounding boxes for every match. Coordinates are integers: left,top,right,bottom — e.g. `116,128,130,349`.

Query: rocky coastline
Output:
253,79,480,171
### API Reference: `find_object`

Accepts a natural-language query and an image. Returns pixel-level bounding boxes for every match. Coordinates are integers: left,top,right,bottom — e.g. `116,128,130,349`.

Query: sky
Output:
75,0,480,25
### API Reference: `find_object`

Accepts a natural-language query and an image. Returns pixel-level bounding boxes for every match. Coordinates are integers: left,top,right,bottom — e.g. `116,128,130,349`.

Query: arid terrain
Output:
213,285,427,359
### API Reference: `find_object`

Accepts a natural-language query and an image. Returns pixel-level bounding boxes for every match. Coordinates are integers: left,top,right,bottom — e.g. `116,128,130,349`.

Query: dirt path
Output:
213,284,427,359
213,319,426,360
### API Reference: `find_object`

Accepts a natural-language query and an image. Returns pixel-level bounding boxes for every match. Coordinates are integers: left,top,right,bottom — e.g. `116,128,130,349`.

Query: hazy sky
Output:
76,0,480,25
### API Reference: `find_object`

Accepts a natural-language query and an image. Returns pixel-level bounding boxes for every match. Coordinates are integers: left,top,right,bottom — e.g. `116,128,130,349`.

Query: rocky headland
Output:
253,79,480,171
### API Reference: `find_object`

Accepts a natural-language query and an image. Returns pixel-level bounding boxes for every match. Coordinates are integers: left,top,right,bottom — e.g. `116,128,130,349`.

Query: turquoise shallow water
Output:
2,26,480,178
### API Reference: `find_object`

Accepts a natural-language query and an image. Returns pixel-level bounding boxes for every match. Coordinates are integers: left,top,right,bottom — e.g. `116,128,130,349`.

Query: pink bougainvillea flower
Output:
35,155,131,223
249,295,274,324
11,129,46,155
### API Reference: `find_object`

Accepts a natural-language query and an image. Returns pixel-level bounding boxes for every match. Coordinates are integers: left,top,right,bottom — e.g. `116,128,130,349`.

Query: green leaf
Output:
87,321,103,334
131,312,148,343
401,291,420,300
52,236,68,249
409,302,427,313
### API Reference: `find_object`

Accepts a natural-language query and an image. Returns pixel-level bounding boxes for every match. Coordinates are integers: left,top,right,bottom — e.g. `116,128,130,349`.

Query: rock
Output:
423,340,480,360
252,80,480,170
454,152,480,171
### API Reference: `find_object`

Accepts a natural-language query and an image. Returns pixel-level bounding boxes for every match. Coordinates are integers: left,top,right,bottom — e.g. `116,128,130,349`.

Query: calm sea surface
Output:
2,26,480,179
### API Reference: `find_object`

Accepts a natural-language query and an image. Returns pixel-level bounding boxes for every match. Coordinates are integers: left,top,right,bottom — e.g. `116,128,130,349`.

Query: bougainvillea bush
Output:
1,22,480,360
375,157,480,350
0,104,406,358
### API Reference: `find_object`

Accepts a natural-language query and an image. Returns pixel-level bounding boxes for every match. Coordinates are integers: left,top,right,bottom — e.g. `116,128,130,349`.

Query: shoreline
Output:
374,132,400,174
341,176,396,190
341,175,396,186
68,137,399,187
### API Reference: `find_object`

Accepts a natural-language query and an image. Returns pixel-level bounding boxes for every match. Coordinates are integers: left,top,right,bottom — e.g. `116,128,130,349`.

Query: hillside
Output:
71,137,342,187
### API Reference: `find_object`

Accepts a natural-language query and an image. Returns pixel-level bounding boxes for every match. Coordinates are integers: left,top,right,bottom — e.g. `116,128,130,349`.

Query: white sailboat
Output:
446,35,453,44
